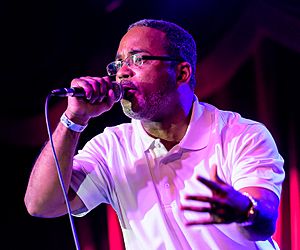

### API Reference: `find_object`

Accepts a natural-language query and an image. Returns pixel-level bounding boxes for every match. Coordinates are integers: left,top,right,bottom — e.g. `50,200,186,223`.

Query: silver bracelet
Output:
239,192,258,227
60,112,88,133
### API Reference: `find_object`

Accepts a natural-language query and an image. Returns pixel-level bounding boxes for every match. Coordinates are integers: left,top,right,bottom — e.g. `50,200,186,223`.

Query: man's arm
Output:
24,121,85,217
24,76,121,217
181,165,281,241
237,186,279,241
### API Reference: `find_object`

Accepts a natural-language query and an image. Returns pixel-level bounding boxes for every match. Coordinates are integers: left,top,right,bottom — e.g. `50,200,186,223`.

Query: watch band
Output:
239,192,258,226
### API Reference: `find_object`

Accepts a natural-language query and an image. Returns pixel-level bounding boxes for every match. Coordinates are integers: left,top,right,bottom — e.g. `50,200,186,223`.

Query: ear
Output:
176,62,192,84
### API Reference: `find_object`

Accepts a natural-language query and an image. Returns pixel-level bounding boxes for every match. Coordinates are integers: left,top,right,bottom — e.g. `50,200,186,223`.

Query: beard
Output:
120,83,175,121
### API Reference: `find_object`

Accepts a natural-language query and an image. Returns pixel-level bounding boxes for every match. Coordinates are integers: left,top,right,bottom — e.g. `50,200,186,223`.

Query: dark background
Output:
1,0,299,249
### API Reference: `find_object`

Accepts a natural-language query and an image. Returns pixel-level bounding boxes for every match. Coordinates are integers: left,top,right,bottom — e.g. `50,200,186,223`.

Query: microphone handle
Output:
51,87,85,97
51,82,123,101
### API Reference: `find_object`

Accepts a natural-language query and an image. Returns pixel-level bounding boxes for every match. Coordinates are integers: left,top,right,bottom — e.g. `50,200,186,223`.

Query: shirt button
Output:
164,183,170,189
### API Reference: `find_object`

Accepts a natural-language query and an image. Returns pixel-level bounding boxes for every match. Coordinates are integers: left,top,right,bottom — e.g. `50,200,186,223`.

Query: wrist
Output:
64,110,90,125
239,192,258,227
60,112,88,133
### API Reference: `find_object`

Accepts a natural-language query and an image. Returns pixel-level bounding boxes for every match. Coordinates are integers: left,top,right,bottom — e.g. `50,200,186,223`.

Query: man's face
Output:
116,26,178,121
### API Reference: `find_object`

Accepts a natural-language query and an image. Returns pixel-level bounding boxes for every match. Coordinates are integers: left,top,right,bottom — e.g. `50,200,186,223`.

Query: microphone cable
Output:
44,93,81,250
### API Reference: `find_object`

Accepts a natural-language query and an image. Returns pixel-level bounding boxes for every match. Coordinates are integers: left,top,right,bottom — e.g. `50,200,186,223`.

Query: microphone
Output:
50,81,124,102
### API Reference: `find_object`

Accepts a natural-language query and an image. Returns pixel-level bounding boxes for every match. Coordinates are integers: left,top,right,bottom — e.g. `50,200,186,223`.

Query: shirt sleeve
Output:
70,135,116,217
230,123,285,198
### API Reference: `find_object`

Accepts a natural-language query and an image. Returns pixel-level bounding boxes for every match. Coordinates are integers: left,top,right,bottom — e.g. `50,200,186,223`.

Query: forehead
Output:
117,26,168,57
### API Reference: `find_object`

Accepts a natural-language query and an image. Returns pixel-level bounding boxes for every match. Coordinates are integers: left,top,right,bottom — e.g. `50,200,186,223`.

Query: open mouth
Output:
120,80,137,99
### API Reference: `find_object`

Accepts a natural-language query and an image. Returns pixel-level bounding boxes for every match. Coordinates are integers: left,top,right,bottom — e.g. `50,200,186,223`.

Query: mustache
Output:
120,80,137,90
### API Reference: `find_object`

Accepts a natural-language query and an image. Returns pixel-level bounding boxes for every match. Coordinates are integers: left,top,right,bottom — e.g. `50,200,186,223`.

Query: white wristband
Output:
60,112,88,133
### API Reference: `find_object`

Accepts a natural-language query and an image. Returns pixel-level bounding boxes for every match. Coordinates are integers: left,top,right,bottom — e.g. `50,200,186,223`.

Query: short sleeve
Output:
231,124,285,198
70,135,116,216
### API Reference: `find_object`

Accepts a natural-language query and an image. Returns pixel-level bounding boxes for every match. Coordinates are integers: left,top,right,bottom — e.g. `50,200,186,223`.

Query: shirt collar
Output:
132,119,156,151
132,95,212,151
179,95,212,150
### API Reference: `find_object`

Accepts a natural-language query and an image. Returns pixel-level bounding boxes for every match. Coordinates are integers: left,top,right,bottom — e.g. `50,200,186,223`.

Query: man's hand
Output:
180,164,252,225
65,76,120,125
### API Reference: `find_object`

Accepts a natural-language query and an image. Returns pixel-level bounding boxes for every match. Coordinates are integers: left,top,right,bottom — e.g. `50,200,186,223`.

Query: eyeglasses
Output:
106,53,181,76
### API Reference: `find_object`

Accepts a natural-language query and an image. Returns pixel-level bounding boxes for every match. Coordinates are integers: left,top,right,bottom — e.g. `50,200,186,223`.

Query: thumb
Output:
210,164,224,184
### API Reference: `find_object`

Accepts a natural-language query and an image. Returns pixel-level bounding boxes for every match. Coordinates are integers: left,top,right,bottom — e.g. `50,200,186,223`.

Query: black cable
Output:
44,93,81,250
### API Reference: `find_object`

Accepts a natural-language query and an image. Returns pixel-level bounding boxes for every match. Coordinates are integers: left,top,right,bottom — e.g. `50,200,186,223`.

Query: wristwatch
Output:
239,192,258,226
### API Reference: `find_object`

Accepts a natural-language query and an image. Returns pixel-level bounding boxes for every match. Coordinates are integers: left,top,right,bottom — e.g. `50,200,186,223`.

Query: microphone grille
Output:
112,82,124,102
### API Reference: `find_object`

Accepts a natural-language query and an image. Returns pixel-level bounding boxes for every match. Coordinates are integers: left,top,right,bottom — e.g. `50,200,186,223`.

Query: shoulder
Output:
198,102,273,141
77,122,136,160
92,122,134,145
200,102,262,128
103,122,134,135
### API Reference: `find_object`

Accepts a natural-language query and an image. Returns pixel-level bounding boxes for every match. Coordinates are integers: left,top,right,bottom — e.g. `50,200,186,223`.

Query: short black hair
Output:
128,19,197,89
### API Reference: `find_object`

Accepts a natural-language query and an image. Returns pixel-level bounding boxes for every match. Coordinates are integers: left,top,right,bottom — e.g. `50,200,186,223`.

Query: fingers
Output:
184,216,227,226
210,164,218,181
184,194,222,204
210,164,225,184
180,203,229,225
182,195,227,215
195,164,226,195
180,204,211,213
70,76,117,103
196,175,224,194
181,164,236,225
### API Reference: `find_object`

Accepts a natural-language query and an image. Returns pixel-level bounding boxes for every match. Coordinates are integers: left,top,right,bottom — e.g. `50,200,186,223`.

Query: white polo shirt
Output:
71,97,285,250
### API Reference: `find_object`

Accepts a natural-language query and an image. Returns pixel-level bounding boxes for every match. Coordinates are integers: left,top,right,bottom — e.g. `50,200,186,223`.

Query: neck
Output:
142,100,194,150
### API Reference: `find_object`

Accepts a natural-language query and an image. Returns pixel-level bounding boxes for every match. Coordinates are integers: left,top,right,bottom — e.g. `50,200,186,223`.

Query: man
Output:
25,19,285,249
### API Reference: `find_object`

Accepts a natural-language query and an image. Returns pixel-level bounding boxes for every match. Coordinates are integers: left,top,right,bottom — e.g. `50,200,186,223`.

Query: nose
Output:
116,63,133,81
